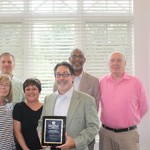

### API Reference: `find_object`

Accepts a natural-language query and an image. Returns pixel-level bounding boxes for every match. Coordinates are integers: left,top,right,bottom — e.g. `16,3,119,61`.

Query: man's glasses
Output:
55,73,71,78
71,55,84,59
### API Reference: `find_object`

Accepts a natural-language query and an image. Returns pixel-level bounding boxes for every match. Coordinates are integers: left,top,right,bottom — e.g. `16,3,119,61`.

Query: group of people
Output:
0,50,149,150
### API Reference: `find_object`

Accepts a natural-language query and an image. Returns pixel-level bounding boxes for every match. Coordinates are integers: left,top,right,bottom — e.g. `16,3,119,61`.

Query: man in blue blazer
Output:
37,61,99,150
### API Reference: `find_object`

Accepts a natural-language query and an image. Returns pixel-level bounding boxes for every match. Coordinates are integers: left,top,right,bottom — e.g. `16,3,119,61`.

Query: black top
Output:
13,102,43,150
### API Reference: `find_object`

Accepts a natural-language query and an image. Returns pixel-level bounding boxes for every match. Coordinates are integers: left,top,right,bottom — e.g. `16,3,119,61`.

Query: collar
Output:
108,73,130,82
56,87,73,99
75,71,83,79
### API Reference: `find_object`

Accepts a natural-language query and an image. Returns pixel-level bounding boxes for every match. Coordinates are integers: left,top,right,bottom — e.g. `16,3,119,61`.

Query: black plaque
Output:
41,116,66,146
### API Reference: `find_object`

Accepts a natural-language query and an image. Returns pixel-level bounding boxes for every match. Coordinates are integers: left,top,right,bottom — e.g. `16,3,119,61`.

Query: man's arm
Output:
74,97,100,149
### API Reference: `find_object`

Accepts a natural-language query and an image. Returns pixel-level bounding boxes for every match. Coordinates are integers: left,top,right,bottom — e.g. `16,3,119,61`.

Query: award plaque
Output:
41,116,66,146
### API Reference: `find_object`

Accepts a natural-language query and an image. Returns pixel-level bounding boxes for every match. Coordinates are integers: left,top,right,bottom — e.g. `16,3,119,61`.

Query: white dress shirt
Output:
54,87,73,116
73,71,83,90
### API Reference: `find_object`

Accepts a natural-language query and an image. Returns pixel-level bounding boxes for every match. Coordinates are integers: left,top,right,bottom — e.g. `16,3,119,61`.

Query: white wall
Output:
134,0,150,149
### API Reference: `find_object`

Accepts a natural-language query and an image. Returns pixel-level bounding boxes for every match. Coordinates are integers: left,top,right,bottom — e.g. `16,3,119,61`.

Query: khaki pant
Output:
99,127,140,150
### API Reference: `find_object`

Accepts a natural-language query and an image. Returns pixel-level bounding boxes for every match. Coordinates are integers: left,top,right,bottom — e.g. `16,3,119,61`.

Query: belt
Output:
102,124,137,133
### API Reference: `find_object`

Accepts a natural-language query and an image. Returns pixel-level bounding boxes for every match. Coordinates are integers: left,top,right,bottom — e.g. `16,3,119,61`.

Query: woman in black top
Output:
13,78,43,150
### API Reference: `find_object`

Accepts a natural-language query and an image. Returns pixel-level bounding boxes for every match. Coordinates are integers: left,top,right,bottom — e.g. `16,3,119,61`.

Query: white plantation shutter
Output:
0,0,133,101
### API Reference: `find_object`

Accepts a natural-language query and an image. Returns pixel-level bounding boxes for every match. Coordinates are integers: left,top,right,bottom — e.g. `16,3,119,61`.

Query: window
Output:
0,0,133,100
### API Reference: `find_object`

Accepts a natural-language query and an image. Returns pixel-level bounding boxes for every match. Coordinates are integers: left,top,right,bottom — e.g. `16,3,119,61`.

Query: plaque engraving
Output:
42,116,66,146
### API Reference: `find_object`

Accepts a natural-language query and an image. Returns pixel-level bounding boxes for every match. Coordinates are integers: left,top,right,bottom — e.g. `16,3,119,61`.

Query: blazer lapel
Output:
47,93,57,115
66,90,80,128
79,72,88,91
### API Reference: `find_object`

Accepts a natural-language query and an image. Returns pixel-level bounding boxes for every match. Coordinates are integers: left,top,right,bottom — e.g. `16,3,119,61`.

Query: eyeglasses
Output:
0,83,10,88
55,73,71,78
71,55,84,59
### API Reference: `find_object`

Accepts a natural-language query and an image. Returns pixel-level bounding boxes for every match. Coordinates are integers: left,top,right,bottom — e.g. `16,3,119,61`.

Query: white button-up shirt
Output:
54,87,73,116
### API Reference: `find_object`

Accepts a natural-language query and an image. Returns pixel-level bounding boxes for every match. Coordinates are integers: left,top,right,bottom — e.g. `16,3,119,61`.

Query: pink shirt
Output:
100,73,149,128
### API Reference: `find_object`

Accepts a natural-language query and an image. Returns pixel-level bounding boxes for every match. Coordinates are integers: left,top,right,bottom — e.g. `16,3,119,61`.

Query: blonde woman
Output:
0,74,15,149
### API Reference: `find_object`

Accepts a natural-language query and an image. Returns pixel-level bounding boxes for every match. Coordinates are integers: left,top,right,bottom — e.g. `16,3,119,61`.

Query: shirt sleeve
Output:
12,102,23,122
137,79,149,118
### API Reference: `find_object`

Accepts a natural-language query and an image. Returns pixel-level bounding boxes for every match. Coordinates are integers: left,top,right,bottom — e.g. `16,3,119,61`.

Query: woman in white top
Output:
0,74,15,149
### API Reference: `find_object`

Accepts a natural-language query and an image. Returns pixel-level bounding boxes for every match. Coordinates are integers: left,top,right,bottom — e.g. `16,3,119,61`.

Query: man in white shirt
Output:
38,61,99,150
54,48,100,110
69,48,100,111
0,52,24,103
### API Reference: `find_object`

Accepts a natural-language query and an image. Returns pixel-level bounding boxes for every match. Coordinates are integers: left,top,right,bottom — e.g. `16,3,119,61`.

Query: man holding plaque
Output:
37,61,100,150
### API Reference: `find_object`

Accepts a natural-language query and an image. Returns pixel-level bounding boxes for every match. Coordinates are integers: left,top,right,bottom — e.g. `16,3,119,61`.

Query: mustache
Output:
57,80,67,84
